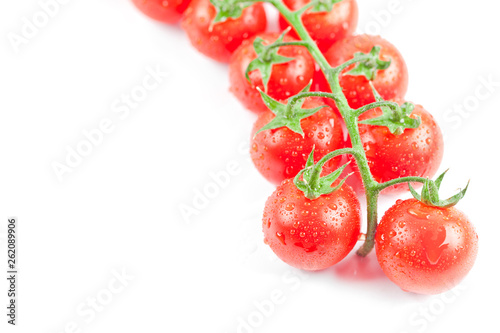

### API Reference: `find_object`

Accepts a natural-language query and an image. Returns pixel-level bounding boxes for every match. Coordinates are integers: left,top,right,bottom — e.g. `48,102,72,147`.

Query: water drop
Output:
276,232,286,245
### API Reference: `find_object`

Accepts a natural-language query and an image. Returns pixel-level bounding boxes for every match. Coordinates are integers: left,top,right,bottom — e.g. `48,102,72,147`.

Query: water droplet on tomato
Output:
407,208,431,220
422,225,449,265
304,244,317,253
276,232,286,245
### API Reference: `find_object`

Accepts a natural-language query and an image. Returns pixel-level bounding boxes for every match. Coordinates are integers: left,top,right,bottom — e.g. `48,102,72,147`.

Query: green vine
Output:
215,0,465,256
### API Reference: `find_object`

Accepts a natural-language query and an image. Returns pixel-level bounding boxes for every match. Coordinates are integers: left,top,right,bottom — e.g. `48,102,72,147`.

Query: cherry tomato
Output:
375,199,478,294
181,0,267,63
229,33,316,113
131,0,191,24
263,178,361,271
322,34,408,109
279,0,358,52
251,97,345,185
346,101,443,193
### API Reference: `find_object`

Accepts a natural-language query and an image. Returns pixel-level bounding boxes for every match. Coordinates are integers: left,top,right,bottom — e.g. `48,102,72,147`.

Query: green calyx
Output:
294,147,351,200
347,46,391,81
310,0,343,13
409,170,470,208
210,0,253,23
254,83,326,136
359,84,421,135
245,29,295,91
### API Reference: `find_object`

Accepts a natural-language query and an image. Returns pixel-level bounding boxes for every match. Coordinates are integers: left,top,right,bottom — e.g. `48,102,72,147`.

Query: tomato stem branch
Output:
265,0,412,257
353,101,401,118
286,91,337,115
264,41,309,61
356,191,379,257
377,176,428,191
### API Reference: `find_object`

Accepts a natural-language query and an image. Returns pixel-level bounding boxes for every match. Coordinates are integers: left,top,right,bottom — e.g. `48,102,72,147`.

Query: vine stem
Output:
264,41,309,61
260,0,428,256
268,0,333,82
377,176,428,192
356,190,379,256
286,91,336,116
353,100,401,118
267,0,383,256
307,148,355,189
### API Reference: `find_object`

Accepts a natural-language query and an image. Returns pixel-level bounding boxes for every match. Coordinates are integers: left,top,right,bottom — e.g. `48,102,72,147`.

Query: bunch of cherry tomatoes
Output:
132,0,478,295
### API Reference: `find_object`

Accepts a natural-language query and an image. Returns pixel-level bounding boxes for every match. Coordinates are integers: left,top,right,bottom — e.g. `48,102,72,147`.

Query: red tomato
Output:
279,0,358,52
346,101,443,193
322,34,408,109
132,0,191,24
263,178,361,271
251,97,345,185
229,33,316,113
375,199,478,294
181,0,267,63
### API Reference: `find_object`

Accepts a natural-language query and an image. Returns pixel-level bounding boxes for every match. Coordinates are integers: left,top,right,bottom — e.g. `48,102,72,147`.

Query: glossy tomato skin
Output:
132,0,191,24
279,0,358,52
181,0,267,63
263,178,361,271
229,33,316,113
251,98,345,185
347,101,444,194
375,199,478,295
322,35,408,109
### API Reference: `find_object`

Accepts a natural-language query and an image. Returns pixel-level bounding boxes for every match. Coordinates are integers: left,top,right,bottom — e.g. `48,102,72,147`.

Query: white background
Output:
1,0,499,332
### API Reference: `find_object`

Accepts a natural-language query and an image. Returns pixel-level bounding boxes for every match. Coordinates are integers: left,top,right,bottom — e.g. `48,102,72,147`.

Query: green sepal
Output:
359,85,421,135
254,83,326,137
409,170,469,208
294,147,351,200
245,31,295,91
294,150,316,194
210,0,252,23
360,101,421,135
347,46,391,81
310,0,343,13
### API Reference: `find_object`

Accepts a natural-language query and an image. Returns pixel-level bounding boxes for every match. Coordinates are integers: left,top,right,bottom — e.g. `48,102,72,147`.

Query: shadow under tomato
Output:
332,251,387,281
